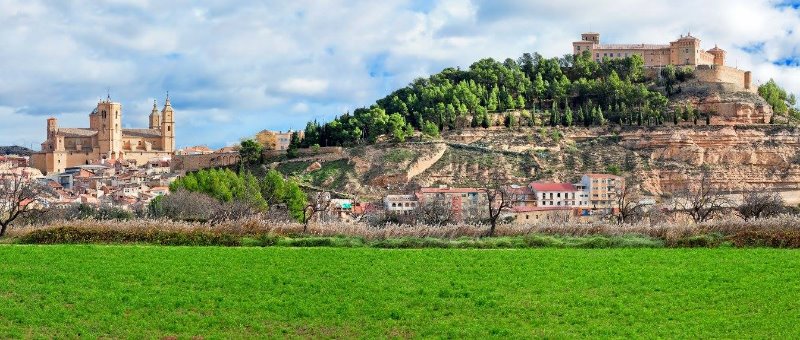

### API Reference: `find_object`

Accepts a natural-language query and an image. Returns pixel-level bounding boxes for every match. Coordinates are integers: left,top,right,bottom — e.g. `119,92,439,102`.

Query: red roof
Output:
585,173,622,179
512,206,573,213
529,182,576,192
419,187,485,194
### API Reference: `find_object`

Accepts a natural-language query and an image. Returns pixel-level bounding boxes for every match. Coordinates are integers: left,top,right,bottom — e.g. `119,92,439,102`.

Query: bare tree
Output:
302,192,331,232
485,171,514,237
0,175,52,236
671,169,733,223
416,197,455,226
615,177,651,224
736,191,786,221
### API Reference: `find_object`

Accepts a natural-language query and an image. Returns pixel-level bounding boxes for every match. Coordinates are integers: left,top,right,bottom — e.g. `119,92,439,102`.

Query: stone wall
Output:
171,152,240,173
693,65,751,91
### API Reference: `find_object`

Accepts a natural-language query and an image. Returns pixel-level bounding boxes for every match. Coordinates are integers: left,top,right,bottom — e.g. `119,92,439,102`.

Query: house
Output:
578,174,625,212
529,182,580,207
417,186,487,221
506,206,575,224
384,194,418,214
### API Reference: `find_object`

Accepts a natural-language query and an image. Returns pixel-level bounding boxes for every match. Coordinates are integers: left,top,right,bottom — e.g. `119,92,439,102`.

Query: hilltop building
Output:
31,95,176,174
572,32,751,91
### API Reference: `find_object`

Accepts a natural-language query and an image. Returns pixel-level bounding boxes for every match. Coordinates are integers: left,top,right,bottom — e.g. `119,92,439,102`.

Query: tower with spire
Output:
161,93,175,152
149,100,161,129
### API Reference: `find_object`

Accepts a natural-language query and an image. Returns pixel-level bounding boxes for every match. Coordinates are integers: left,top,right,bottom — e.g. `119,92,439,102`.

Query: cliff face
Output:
620,126,800,194
671,82,773,125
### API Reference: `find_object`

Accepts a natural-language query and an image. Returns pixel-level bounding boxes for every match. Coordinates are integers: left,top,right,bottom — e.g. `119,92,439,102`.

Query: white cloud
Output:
278,78,330,96
291,102,310,113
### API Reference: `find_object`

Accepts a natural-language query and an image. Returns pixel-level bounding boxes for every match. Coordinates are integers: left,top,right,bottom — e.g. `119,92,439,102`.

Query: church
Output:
31,95,176,174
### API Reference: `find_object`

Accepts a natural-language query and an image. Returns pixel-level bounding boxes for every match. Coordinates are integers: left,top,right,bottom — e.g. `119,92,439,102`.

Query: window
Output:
685,48,688,53
576,46,581,51
596,53,599,58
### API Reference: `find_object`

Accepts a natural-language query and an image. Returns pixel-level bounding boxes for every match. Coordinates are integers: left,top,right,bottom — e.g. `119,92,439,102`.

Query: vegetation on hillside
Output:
298,52,679,147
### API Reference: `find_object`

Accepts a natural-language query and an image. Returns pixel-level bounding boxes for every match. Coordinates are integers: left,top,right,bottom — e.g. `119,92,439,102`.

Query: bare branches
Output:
670,169,733,223
303,192,332,232
485,171,514,237
0,175,52,236
736,192,786,221
615,176,650,224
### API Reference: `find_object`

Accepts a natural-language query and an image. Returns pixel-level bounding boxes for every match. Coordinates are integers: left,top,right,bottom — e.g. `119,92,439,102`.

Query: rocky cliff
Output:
671,82,773,125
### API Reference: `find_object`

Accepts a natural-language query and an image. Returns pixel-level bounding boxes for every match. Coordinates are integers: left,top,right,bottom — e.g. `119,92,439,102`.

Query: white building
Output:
529,182,580,207
384,194,418,214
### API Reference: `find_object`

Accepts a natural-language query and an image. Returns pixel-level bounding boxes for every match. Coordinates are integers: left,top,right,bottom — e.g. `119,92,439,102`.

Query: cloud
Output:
0,0,798,149
278,78,330,96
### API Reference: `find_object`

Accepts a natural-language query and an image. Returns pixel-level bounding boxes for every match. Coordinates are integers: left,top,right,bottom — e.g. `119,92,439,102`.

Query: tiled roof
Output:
123,129,162,138
58,128,97,137
595,44,669,50
529,182,576,192
419,187,485,194
512,206,573,213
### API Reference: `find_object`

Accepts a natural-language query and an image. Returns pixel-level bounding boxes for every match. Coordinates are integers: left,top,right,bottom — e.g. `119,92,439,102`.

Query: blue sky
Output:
2,0,800,149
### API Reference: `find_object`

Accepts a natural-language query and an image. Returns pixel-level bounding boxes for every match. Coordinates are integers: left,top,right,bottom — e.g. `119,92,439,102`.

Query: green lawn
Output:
1,246,799,338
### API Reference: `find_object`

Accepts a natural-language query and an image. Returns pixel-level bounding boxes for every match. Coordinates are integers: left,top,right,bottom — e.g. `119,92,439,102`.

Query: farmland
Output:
1,246,799,338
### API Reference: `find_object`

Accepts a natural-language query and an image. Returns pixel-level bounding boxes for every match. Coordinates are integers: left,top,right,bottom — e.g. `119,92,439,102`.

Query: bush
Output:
17,226,240,246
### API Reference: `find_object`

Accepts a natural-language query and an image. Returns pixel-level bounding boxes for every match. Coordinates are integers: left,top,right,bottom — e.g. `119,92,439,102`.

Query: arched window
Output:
102,110,106,119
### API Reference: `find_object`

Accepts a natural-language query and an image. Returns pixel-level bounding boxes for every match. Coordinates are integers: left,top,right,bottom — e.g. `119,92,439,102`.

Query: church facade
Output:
31,96,176,174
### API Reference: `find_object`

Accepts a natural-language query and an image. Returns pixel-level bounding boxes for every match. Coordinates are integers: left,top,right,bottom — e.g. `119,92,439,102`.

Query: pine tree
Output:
564,106,573,127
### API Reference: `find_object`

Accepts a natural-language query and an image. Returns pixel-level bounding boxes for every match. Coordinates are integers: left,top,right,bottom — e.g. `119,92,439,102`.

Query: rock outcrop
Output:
672,82,773,125
621,126,800,194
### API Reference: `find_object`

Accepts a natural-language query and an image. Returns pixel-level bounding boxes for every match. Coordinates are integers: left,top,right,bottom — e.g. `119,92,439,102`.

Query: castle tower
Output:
47,117,57,139
573,32,599,56
161,94,175,152
581,32,600,44
708,45,726,66
149,100,161,129
44,117,63,151
669,32,703,66
96,97,123,159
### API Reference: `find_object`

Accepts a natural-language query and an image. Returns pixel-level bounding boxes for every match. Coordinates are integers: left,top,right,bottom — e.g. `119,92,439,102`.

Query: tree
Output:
0,175,52,236
415,197,456,226
484,170,514,237
284,181,308,223
736,192,786,221
260,169,286,206
564,106,574,127
254,130,278,150
671,168,733,223
302,192,331,232
758,79,790,115
614,177,650,224
287,131,301,158
239,139,263,165
422,120,440,138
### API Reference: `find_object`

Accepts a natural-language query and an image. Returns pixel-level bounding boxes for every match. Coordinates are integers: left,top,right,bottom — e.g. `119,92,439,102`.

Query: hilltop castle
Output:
573,32,752,91
31,95,176,174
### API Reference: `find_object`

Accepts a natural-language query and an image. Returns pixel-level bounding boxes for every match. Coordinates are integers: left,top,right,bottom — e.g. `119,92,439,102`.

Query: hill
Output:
0,145,33,156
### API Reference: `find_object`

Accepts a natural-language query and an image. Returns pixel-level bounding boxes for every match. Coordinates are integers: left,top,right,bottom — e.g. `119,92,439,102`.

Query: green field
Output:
1,246,799,338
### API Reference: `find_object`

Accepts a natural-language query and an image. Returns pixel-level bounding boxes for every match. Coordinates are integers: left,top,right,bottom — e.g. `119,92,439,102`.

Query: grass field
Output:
1,246,799,338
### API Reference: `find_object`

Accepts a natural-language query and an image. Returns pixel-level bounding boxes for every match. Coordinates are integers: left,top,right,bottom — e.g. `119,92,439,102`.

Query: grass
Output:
1,246,799,338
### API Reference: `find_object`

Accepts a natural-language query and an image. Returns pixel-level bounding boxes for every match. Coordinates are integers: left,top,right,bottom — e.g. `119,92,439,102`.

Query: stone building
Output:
573,32,752,91
573,32,723,67
31,95,176,174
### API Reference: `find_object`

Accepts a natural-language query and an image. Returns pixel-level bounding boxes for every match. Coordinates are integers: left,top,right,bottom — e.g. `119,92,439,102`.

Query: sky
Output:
2,0,800,149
